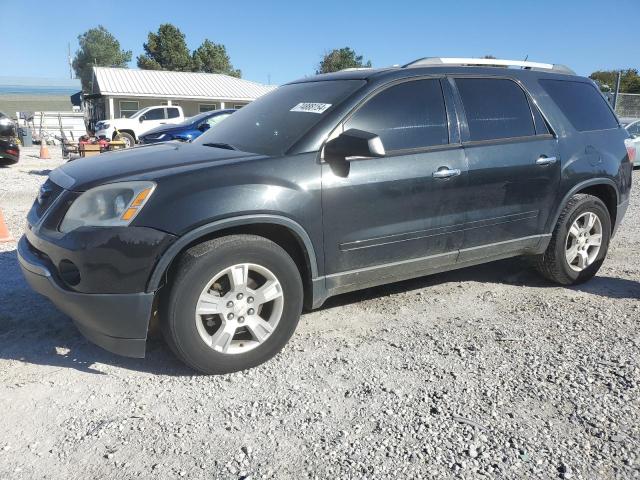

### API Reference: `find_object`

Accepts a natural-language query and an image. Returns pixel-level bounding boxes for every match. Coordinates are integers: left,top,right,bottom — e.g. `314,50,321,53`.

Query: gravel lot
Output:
0,146,638,479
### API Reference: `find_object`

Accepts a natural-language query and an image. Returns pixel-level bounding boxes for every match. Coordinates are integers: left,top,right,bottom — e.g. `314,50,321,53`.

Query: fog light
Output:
58,259,80,286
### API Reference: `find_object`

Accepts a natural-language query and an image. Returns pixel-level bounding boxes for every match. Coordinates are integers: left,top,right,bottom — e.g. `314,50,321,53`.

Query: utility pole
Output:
612,70,622,112
68,42,72,79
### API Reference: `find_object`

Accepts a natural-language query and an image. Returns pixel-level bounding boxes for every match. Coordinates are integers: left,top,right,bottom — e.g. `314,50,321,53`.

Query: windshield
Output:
194,80,365,155
129,107,151,119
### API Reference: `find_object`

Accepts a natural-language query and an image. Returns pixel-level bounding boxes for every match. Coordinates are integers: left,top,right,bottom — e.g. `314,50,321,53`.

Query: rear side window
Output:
539,79,618,132
456,78,536,141
344,79,448,151
167,107,180,119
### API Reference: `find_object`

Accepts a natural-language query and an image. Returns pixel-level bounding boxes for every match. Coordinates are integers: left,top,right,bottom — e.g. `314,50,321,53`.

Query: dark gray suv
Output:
18,58,634,374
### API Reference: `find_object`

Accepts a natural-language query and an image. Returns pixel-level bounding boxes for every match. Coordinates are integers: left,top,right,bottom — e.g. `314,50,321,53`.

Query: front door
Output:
139,107,167,135
321,78,468,291
452,77,561,261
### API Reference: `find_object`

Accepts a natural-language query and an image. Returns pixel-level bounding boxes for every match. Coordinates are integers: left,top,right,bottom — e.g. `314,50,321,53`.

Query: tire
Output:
161,234,303,374
535,194,611,285
115,132,135,148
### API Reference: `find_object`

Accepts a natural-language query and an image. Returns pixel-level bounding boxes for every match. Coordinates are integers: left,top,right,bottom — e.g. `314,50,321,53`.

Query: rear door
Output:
321,78,468,287
452,77,560,260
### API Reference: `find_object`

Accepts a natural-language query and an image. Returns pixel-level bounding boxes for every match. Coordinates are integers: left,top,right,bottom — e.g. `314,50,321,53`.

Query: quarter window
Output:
344,79,449,151
539,79,618,132
456,78,536,141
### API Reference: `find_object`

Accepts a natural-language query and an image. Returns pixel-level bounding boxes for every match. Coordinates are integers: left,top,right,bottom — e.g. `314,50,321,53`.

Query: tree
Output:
192,40,241,77
72,26,132,91
590,69,640,94
137,24,192,71
317,47,371,74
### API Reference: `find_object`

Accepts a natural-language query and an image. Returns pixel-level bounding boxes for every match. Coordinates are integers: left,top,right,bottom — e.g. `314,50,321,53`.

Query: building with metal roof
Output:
85,67,276,126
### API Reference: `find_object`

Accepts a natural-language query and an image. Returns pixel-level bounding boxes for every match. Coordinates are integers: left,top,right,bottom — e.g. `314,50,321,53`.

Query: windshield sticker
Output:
290,102,332,114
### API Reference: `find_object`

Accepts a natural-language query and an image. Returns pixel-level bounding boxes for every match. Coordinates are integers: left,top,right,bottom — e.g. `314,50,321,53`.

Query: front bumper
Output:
95,127,114,140
18,236,154,357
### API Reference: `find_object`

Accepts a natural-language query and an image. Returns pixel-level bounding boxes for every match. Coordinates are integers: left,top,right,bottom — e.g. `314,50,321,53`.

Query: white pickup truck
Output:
95,105,185,147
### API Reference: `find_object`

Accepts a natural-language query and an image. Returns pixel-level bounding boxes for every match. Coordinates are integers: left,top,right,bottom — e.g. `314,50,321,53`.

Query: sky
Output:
0,0,637,86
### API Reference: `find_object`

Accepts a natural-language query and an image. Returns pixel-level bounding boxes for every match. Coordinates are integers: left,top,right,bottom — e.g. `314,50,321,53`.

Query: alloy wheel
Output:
194,263,284,354
565,211,603,272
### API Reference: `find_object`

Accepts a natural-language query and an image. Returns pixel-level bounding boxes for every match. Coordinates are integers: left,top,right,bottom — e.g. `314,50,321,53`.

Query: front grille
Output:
34,179,63,217
27,179,64,226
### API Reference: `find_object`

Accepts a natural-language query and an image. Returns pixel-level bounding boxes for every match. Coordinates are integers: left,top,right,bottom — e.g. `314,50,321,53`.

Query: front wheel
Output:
115,132,135,148
161,234,303,374
535,194,611,285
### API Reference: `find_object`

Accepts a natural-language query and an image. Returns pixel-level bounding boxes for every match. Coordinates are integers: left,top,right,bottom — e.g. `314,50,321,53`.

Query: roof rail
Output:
403,57,575,75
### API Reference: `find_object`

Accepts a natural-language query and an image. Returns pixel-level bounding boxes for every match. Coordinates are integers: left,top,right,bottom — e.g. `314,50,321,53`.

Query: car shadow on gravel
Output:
0,249,194,377
2,249,637,376
321,257,640,309
27,169,51,176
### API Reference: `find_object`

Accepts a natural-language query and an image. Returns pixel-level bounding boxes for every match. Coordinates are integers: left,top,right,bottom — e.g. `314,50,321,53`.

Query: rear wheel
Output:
161,235,303,374
535,194,611,285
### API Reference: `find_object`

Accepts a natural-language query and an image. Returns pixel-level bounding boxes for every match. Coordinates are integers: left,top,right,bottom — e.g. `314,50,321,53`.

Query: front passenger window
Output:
145,108,165,121
344,79,449,151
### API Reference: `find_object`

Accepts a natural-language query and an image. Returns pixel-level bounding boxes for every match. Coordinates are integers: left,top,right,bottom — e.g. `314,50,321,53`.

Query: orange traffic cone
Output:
0,208,13,242
39,140,50,159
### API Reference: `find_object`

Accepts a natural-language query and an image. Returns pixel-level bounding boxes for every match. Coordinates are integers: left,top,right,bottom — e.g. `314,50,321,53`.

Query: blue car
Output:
138,109,235,144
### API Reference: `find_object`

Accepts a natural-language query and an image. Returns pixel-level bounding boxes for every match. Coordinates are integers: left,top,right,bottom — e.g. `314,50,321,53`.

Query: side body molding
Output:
146,214,320,292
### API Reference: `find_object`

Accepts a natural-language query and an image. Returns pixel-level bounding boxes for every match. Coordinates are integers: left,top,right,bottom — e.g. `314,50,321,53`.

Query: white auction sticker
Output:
290,102,332,114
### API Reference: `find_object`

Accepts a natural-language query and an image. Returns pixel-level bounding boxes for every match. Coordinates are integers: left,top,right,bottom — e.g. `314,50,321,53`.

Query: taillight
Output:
5,148,18,156
625,139,636,166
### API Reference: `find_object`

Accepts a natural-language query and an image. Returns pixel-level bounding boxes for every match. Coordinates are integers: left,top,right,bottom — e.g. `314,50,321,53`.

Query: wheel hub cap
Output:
565,211,603,272
195,263,284,355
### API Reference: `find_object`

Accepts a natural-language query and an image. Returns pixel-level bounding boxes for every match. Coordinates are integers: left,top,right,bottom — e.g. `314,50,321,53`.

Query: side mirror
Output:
198,123,210,132
324,129,385,163
139,116,145,123
173,133,192,142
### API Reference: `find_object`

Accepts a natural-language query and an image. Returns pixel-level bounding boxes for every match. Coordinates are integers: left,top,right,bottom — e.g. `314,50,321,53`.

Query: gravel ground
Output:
0,147,638,479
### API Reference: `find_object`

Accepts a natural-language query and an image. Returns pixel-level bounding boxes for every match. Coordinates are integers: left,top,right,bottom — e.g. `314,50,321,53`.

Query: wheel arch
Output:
548,179,619,234
114,129,136,141
147,215,321,307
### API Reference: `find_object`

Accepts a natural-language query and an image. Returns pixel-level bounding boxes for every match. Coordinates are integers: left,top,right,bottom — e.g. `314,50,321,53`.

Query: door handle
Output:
536,156,557,166
433,167,461,179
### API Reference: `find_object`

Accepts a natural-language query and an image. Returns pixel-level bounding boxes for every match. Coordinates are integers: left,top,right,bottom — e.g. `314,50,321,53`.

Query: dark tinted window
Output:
344,79,448,151
144,108,165,120
456,78,535,141
539,79,618,132
196,80,365,155
532,104,550,135
167,107,180,119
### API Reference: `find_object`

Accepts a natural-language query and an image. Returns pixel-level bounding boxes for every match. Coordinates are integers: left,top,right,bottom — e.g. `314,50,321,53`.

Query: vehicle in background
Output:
0,138,19,165
0,112,19,165
95,106,185,148
139,109,235,145
624,119,640,161
19,58,634,374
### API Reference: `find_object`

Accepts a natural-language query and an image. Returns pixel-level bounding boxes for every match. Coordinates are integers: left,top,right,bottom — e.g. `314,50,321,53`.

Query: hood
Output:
51,142,263,191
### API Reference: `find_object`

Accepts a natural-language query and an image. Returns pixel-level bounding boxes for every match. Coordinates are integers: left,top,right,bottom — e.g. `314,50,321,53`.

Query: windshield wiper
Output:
202,142,237,151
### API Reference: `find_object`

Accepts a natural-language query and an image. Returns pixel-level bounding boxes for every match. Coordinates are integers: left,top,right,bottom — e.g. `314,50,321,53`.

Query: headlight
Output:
97,122,110,130
59,181,156,233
